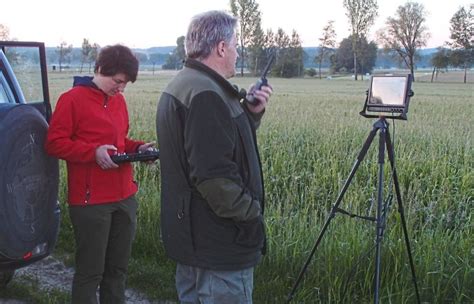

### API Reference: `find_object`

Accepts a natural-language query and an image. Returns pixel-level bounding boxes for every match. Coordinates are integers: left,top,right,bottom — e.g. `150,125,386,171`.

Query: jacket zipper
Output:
85,188,90,204
102,94,124,198
84,165,91,204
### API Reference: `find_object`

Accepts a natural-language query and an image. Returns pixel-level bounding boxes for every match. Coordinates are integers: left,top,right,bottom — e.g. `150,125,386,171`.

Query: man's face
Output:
223,33,239,79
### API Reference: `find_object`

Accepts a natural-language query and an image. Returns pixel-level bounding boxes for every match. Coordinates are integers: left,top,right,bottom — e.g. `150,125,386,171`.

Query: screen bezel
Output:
361,74,412,120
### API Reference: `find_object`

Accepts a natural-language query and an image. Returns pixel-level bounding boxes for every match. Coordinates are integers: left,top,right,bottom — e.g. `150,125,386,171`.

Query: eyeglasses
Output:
112,76,127,85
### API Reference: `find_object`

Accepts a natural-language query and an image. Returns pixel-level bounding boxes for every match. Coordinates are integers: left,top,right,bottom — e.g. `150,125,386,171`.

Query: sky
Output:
1,0,472,49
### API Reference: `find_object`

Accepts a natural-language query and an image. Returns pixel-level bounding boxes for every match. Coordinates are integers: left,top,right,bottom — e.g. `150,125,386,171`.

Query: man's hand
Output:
138,142,157,164
245,84,273,113
95,144,119,170
137,142,155,153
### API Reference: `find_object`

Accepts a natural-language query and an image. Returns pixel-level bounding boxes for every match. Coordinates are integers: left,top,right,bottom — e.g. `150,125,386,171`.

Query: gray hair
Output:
185,10,238,60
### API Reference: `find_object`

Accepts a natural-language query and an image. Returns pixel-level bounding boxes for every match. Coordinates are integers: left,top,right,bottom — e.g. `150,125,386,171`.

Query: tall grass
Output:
49,71,472,303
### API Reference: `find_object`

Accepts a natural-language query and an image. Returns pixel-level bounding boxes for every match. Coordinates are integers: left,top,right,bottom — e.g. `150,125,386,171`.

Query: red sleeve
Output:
45,93,97,163
124,137,145,153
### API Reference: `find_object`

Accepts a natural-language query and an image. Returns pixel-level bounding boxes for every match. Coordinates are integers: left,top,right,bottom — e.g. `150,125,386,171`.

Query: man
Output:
156,10,273,304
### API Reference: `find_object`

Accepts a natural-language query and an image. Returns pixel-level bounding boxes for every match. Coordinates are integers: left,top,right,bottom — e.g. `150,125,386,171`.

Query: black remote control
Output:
111,149,160,164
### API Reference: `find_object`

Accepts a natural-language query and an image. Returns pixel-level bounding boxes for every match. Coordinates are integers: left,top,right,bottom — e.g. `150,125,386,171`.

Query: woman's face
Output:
96,72,129,96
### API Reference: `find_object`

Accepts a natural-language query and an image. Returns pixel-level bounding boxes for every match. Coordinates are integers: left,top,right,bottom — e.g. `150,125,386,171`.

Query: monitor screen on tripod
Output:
362,74,413,120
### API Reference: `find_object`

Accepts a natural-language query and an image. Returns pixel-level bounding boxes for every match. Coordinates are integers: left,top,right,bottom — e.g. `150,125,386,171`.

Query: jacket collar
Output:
72,75,111,102
185,59,245,99
73,76,99,89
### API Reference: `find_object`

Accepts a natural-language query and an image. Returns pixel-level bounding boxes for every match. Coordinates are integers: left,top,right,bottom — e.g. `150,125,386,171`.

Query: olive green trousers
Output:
69,196,137,304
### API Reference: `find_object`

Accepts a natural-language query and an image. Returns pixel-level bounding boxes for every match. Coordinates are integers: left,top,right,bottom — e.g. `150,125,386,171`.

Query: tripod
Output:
287,117,421,304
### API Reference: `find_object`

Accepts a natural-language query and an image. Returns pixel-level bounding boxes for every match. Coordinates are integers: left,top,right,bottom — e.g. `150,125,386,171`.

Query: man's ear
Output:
216,41,226,57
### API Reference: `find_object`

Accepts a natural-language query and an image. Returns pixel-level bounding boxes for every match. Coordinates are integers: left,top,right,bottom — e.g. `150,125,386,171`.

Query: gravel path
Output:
0,256,167,303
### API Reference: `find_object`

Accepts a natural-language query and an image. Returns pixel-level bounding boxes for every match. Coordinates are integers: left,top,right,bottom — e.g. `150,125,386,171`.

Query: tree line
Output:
164,0,473,83
226,0,473,82
1,1,472,82
54,39,101,73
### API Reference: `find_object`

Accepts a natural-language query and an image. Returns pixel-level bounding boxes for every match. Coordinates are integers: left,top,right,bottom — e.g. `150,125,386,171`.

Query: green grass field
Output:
43,70,474,303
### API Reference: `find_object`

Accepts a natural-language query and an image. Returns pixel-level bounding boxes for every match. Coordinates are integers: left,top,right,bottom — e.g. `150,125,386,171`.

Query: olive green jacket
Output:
156,59,266,270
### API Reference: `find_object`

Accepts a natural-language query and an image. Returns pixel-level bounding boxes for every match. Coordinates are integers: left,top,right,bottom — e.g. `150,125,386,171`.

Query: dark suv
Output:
0,41,60,287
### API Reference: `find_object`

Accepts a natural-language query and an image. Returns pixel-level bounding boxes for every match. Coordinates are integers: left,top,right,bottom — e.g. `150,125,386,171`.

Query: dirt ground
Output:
0,256,164,303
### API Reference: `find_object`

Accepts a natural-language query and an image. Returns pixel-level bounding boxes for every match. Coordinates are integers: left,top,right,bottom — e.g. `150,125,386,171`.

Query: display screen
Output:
368,76,409,106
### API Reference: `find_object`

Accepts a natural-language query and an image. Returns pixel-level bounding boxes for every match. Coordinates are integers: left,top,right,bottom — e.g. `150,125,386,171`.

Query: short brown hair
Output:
94,44,139,83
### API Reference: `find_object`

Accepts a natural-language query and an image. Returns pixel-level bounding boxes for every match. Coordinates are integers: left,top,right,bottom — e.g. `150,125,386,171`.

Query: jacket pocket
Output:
161,190,195,255
235,215,265,248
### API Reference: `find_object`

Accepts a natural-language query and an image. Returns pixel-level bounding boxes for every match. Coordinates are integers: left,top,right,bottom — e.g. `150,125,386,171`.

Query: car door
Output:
0,42,60,278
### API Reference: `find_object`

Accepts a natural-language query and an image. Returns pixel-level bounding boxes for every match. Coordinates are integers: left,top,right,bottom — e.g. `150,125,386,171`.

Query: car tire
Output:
0,270,14,288
0,104,59,260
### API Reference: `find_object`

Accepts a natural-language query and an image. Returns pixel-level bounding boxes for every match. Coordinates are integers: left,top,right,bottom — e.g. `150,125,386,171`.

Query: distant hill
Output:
45,46,176,68
137,46,175,55
44,46,440,69
302,47,439,69
46,46,175,55
419,48,437,56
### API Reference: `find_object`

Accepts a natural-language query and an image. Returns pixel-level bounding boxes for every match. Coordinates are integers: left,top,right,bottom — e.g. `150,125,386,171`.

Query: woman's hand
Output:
95,144,119,170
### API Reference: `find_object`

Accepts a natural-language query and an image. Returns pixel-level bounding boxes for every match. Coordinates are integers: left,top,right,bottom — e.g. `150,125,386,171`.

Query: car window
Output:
4,47,44,103
0,48,25,103
0,73,15,103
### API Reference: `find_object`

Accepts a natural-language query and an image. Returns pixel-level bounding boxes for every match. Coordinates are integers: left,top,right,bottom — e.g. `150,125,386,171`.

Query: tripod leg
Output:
385,129,421,303
286,126,379,303
374,125,387,304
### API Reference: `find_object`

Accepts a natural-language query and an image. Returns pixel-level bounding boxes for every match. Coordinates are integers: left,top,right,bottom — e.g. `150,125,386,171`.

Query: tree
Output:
88,43,100,73
247,19,265,76
134,52,149,65
230,0,262,76
289,30,304,77
80,39,92,73
149,53,165,75
271,28,303,78
332,37,353,73
0,24,19,63
316,20,337,79
274,28,290,77
357,36,378,79
162,36,186,70
248,28,277,77
175,36,186,64
264,29,276,49
332,35,377,74
447,5,474,83
377,2,430,81
430,48,450,82
343,0,378,80
56,41,73,72
0,24,10,40
450,48,473,72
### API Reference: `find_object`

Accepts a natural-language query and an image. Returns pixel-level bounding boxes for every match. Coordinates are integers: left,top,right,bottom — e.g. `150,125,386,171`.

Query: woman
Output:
45,44,153,304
